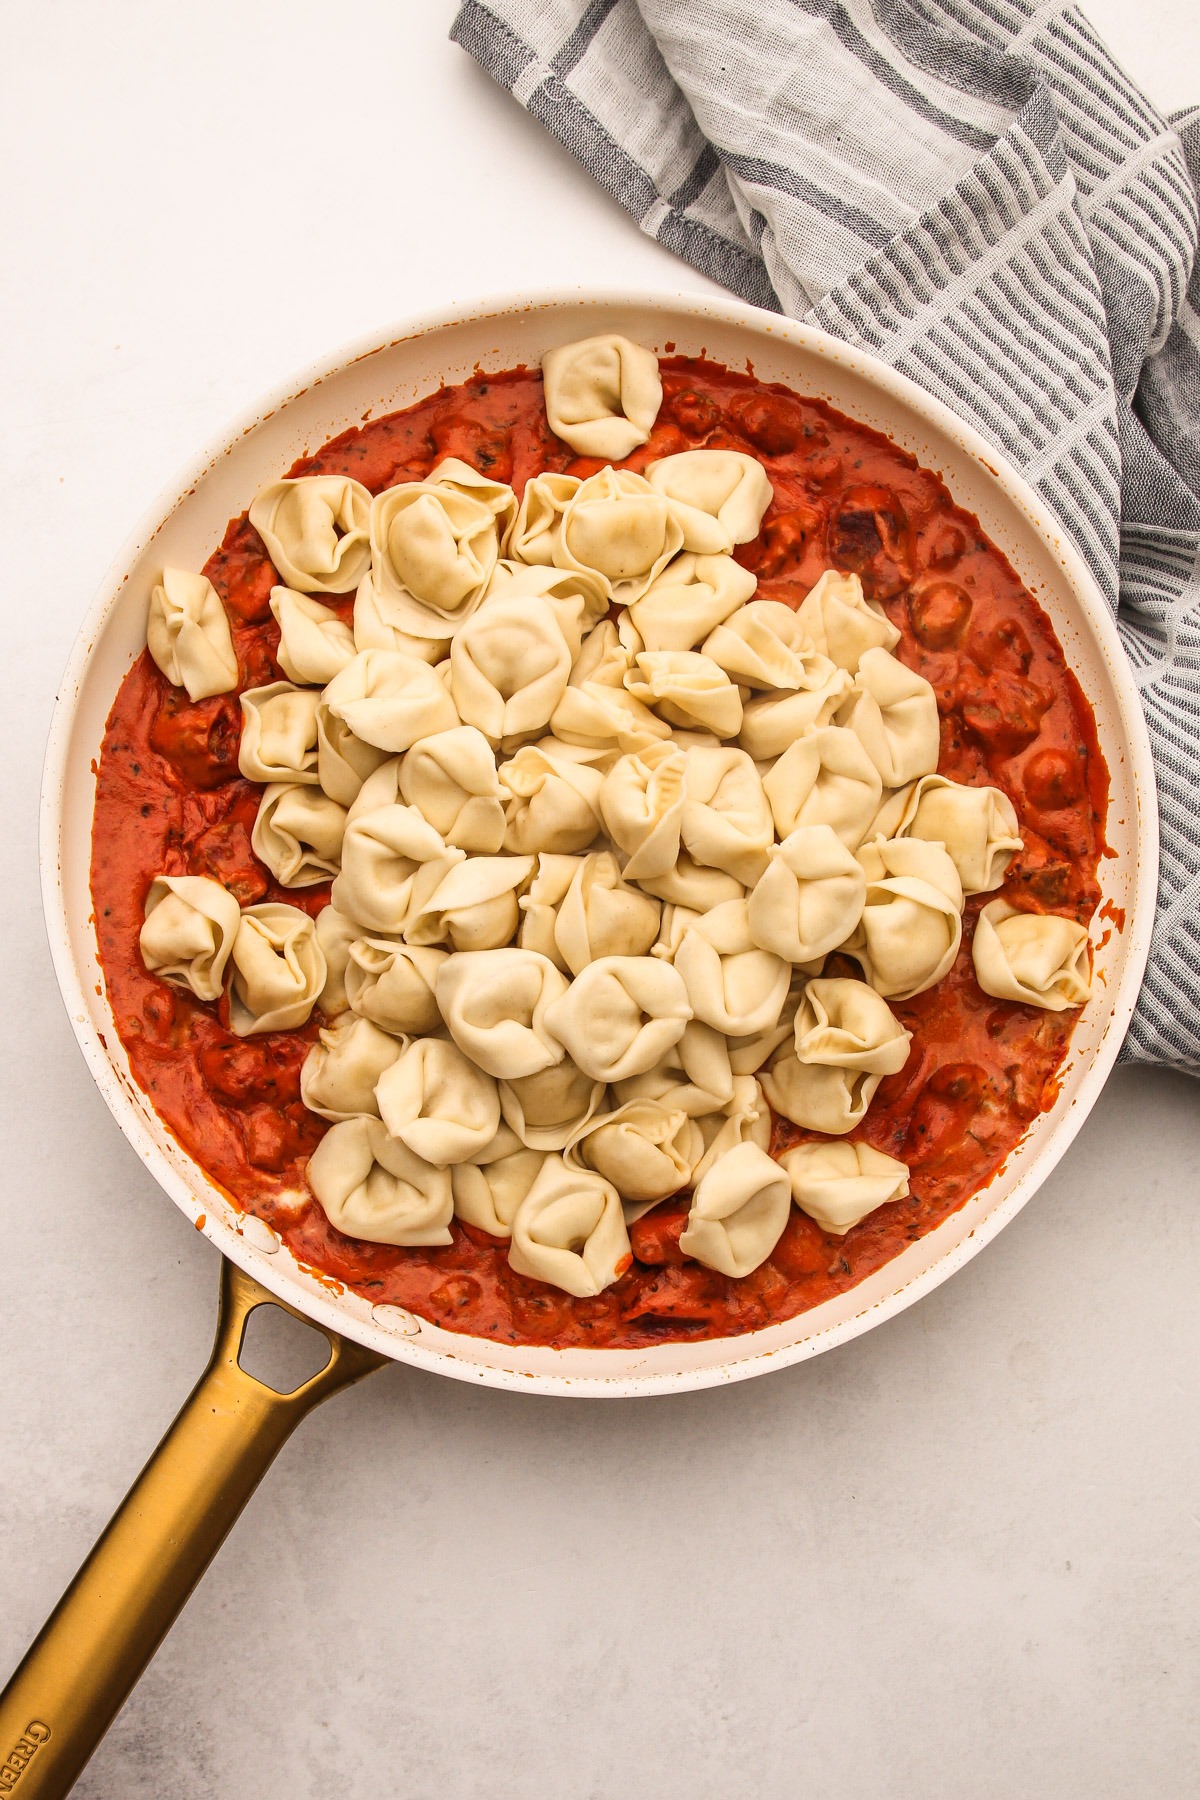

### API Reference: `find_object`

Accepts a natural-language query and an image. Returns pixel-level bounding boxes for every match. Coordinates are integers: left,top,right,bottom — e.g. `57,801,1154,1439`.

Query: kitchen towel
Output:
451,0,1200,1070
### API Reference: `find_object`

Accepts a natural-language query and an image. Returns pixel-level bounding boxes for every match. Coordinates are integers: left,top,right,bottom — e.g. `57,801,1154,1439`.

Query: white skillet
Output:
0,292,1156,1797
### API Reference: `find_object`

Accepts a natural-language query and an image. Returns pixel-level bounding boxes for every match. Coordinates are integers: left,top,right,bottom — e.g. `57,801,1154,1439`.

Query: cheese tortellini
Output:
375,1037,502,1167
747,825,866,964
307,1117,453,1246
321,649,458,753
566,1095,701,1208
795,569,900,672
544,955,692,1083
139,875,241,1002
508,1157,632,1297
367,461,513,639
250,476,373,596
679,1141,791,1278
541,333,662,461
781,1141,911,1235
972,901,1091,1010
147,336,1092,1308
300,1015,403,1123
398,726,506,853
436,949,568,1078
625,553,756,652
645,450,773,554
450,595,573,745
228,903,326,1036
873,774,1023,894
252,783,347,887
269,587,356,686
147,569,238,701
845,838,964,1000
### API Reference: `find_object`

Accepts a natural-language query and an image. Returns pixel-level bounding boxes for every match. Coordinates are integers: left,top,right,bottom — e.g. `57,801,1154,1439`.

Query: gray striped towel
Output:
452,0,1200,1072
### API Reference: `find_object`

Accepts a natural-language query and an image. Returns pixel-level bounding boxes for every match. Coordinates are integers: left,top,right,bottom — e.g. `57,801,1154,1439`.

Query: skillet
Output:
0,291,1157,1799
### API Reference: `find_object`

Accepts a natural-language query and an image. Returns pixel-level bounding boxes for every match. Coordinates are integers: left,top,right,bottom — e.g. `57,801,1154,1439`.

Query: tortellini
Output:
599,742,686,880
147,569,238,701
300,1015,403,1123
625,553,757,652
499,1057,605,1151
403,855,534,952
781,1141,911,1235
352,573,448,659
614,1018,735,1119
508,1157,631,1297
541,333,662,461
872,774,1022,895
517,853,585,969
228,903,326,1036
793,979,912,1075
737,668,853,762
269,587,356,686
315,700,389,807
702,600,821,692
550,621,671,755
661,899,790,1037
625,651,744,738
763,977,908,1141
555,468,683,604
251,783,347,887
368,460,513,639
747,825,866,964
436,949,568,1078
762,725,882,847
544,955,692,1083
249,475,373,596
678,1141,791,1278
760,1051,878,1136
690,1076,772,1186
972,901,1091,1010
331,761,462,933
139,875,241,1002
307,1117,453,1247
566,1098,701,1208
680,745,773,885
634,852,746,913
140,333,1092,1304
313,904,360,1016
239,683,321,785
507,472,580,567
451,1147,548,1238
449,595,573,745
795,569,900,672
845,838,964,1000
646,450,773,554
836,647,940,786
345,937,446,1036
375,1037,501,1167
483,559,608,653
553,852,661,976
398,726,506,853
321,649,458,753
498,739,605,854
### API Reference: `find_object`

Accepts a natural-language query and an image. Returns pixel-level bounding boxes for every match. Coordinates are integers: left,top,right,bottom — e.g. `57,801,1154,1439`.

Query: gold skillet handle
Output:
0,1258,387,1800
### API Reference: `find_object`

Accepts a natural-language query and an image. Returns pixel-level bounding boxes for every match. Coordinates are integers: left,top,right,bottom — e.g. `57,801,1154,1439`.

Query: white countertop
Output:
3,4,1198,1795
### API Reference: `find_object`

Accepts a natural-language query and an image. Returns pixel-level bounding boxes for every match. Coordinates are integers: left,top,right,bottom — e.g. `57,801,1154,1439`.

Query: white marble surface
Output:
2,3,1199,1795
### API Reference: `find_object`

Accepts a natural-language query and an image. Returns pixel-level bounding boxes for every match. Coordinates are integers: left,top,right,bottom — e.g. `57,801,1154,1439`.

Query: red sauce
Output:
90,358,1107,1350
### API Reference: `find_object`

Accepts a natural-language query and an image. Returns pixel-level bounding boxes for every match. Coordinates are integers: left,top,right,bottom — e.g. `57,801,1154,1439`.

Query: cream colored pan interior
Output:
42,290,1158,1399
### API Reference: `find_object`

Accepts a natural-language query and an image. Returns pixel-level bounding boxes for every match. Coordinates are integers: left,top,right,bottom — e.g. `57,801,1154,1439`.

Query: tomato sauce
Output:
90,358,1107,1350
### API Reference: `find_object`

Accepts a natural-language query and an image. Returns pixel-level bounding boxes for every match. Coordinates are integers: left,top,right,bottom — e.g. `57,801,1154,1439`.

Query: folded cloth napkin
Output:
452,0,1200,1070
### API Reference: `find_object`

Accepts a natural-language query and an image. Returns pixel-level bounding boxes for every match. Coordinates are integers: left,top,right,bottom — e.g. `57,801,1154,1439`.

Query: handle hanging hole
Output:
237,1303,332,1394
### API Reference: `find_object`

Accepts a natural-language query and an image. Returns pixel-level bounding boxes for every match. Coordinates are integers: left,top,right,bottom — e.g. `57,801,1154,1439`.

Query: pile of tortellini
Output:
137,334,1094,1301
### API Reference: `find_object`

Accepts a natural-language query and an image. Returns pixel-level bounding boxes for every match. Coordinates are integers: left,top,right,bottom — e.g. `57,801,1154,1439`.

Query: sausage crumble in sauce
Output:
90,357,1107,1349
